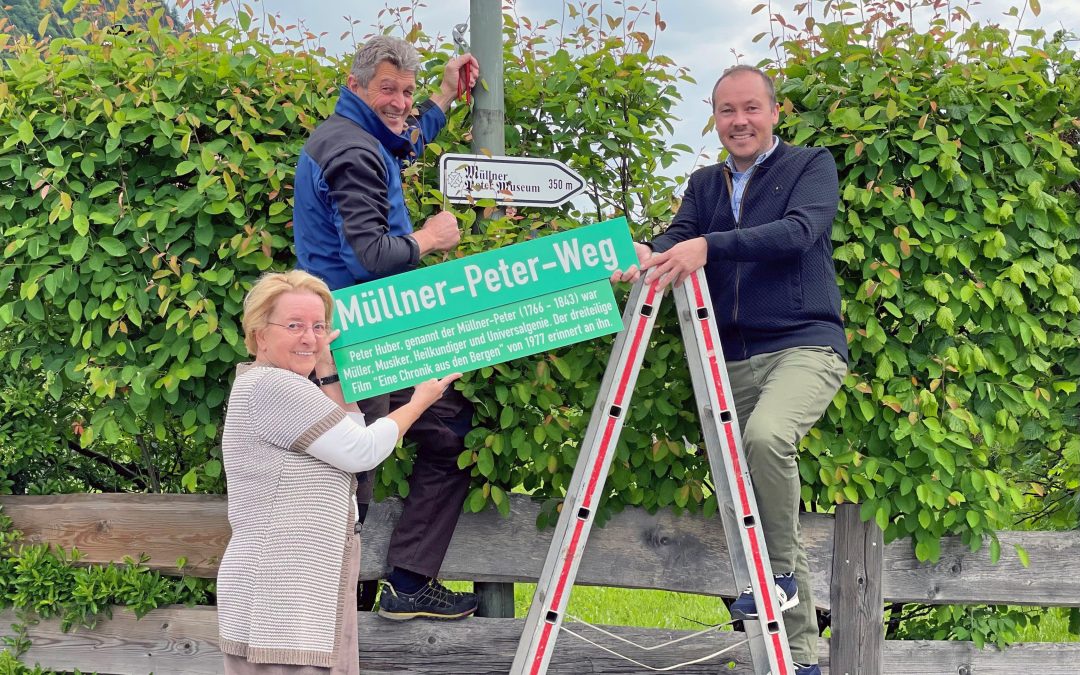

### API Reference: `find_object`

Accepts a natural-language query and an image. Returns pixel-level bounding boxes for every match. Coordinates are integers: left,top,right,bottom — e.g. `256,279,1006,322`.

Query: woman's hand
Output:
410,373,462,408
315,328,341,374
609,242,653,284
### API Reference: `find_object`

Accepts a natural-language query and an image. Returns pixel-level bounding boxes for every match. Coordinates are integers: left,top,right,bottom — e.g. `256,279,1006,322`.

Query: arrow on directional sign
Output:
439,153,585,208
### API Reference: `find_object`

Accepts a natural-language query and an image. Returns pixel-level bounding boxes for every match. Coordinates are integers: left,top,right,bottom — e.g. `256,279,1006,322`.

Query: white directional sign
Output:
439,153,585,208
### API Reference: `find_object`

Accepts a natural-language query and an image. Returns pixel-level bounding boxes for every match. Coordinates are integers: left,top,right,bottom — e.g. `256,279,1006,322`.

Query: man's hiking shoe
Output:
728,572,799,620
793,663,821,675
377,579,478,620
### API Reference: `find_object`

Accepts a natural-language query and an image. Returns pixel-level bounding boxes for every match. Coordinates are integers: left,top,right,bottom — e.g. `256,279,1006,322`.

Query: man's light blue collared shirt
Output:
726,135,780,220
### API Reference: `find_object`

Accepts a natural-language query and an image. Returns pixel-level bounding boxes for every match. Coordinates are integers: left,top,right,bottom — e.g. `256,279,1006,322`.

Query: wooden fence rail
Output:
2,494,1079,674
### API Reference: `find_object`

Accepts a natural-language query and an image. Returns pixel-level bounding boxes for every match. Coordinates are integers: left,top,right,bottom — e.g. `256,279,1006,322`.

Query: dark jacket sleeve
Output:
650,170,706,253
703,149,839,263
322,144,419,277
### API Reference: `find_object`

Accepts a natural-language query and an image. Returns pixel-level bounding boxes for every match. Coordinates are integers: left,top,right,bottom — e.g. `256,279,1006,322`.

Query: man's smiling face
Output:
712,70,780,172
350,61,416,134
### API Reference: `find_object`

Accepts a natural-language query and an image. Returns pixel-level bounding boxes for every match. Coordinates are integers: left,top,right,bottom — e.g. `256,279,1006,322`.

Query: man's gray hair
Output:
711,65,777,107
350,36,421,87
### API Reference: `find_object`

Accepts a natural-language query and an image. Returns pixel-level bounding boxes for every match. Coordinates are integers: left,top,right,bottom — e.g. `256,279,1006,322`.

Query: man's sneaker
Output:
377,579,478,621
728,572,799,620
793,663,821,675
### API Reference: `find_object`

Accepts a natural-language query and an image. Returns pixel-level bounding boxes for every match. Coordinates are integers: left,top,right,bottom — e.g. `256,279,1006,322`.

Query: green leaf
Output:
73,213,90,236
1009,143,1032,167
89,181,120,199
204,459,222,478
159,78,183,99
549,356,572,379
181,468,198,493
17,120,34,144
467,487,486,513
478,447,495,476
909,197,925,219
859,399,875,422
1014,544,1030,568
499,405,514,429
1063,439,1080,466
456,449,472,470
98,237,127,257
491,485,510,517
70,236,89,261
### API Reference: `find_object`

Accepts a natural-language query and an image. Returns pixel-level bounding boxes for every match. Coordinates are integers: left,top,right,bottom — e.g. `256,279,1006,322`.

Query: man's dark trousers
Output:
355,387,473,578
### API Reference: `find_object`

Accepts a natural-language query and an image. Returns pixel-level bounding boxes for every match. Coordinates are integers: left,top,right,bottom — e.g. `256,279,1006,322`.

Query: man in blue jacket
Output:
615,65,846,675
293,35,480,621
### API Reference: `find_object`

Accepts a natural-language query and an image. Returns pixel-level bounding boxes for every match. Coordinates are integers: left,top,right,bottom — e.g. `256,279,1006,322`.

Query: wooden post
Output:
475,581,515,618
829,503,884,674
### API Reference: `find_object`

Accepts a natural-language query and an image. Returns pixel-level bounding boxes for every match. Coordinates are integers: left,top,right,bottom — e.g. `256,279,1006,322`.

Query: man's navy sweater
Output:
652,141,847,362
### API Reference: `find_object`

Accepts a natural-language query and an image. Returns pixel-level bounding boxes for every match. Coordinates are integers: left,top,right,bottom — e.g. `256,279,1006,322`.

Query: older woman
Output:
217,270,457,675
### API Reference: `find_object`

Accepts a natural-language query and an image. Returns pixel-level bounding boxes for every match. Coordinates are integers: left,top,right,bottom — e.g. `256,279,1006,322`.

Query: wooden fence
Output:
1,493,1079,674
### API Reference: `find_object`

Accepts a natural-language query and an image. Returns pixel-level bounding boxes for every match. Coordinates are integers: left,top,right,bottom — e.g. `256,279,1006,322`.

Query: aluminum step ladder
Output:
511,269,795,675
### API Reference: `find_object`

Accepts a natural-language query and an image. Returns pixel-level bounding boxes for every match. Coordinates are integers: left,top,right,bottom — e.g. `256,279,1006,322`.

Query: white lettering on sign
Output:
333,232,624,334
551,238,618,272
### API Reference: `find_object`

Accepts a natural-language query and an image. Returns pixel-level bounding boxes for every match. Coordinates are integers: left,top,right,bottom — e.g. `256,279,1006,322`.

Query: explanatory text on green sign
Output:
330,217,636,401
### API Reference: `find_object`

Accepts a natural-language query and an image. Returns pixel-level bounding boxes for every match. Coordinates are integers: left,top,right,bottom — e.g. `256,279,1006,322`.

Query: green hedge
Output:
1,1,1078,562
773,16,1080,559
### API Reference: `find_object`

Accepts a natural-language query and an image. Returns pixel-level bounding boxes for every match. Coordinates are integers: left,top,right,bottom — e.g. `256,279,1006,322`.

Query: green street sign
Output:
330,217,636,401
330,217,636,347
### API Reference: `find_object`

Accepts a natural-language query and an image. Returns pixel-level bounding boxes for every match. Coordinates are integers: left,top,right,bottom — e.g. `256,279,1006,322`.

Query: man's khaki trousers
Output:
725,345,847,664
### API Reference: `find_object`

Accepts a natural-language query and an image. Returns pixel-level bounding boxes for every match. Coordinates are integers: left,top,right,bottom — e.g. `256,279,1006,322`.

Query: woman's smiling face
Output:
254,291,327,376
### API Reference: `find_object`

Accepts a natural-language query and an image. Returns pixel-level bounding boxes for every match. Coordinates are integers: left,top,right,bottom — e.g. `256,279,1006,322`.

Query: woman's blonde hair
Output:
242,270,333,355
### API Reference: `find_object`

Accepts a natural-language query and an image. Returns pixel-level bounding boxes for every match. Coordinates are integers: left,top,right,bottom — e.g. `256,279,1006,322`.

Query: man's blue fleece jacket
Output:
293,86,445,291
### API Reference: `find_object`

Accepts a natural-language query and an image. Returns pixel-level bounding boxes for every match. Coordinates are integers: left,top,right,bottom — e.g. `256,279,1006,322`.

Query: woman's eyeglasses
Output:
267,321,329,337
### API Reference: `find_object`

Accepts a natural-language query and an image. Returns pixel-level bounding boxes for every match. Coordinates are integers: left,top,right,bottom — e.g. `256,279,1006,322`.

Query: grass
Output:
449,583,1077,643
511,584,733,631
445,581,733,630
1016,608,1078,642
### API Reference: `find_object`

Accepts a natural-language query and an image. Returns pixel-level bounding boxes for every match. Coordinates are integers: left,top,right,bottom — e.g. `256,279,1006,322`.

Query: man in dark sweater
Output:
293,36,480,621
615,65,846,675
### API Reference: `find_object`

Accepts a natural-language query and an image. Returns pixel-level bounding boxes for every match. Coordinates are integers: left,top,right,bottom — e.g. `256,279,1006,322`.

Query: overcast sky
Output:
249,0,1076,182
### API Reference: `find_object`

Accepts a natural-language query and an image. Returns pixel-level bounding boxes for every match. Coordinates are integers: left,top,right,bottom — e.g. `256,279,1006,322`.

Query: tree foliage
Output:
757,0,1080,563
0,0,179,40
0,0,339,494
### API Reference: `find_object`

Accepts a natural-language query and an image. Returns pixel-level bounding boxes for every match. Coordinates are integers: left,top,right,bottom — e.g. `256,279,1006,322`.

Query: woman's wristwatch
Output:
309,372,340,386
